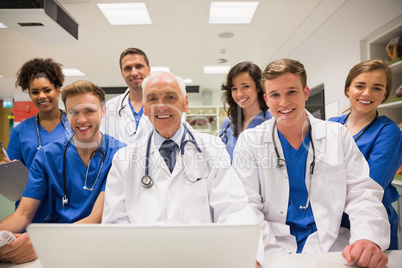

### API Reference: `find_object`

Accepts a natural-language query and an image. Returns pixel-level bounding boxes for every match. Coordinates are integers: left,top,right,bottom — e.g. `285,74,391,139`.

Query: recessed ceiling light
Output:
184,79,192,83
204,66,231,74
218,32,234,38
0,22,8,28
97,3,152,25
63,68,86,77
209,2,258,24
150,66,170,72
0,74,3,78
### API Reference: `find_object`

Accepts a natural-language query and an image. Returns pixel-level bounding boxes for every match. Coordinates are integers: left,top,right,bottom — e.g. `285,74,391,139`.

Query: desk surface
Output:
264,251,402,268
1,250,401,268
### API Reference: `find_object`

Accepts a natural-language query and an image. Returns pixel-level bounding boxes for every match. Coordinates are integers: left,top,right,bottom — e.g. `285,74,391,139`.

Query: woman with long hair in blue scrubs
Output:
329,59,402,250
220,61,271,162
3,58,72,223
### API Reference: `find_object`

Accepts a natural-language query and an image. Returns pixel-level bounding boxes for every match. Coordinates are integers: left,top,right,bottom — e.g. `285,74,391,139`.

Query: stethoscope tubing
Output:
220,110,269,145
341,111,378,142
141,124,209,188
62,134,106,207
118,91,130,117
36,110,71,151
272,116,315,210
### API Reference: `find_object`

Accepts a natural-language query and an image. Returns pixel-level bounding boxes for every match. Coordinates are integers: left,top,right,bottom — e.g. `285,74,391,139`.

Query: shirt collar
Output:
154,123,184,150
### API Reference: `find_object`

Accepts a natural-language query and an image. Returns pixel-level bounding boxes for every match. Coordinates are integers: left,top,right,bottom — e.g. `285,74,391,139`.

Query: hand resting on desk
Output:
0,233,37,264
342,239,388,268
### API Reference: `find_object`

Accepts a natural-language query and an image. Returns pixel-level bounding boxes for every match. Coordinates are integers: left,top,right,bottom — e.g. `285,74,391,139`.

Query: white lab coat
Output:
232,111,390,253
102,128,264,263
100,89,152,145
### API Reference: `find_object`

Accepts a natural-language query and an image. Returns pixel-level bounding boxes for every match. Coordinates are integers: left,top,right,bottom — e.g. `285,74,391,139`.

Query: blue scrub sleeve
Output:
22,149,48,201
367,126,402,188
6,127,23,164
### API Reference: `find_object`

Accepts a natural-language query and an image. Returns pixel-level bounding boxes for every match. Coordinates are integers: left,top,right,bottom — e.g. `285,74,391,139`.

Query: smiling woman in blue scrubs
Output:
220,62,272,162
329,59,402,250
4,58,72,223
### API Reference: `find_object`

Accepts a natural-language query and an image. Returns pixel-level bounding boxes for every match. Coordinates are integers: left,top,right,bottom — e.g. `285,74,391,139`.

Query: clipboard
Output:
0,160,29,202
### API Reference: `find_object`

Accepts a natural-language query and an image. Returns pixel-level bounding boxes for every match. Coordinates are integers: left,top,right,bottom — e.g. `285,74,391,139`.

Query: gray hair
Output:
142,71,186,101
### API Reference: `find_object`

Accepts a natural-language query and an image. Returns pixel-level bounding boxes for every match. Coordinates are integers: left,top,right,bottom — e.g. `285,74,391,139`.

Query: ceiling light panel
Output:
209,2,258,24
203,66,231,74
97,3,152,25
63,68,86,77
151,66,170,72
0,22,8,28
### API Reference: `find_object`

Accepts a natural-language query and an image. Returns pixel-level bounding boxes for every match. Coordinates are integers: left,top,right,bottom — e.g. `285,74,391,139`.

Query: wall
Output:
272,0,402,119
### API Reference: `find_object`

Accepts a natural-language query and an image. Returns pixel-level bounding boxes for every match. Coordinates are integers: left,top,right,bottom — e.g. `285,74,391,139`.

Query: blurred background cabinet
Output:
185,106,226,135
360,15,402,124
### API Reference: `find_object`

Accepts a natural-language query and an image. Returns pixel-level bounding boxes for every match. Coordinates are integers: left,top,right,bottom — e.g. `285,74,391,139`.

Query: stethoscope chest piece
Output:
277,158,286,168
141,175,154,188
62,196,69,207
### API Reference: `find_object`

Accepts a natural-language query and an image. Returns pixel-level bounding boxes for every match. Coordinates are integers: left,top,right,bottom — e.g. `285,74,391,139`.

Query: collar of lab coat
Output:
119,88,152,137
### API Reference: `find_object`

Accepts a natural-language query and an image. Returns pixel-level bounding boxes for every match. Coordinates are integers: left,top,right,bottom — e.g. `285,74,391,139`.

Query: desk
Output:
264,251,402,268
1,251,401,268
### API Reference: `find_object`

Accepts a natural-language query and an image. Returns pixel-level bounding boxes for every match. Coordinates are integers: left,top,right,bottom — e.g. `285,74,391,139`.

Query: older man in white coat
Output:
102,71,264,267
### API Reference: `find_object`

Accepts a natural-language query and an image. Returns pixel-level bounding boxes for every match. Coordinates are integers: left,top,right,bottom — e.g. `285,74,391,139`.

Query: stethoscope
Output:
141,124,211,188
219,110,269,145
36,110,71,151
118,91,130,117
61,134,106,207
341,111,378,142
272,116,316,210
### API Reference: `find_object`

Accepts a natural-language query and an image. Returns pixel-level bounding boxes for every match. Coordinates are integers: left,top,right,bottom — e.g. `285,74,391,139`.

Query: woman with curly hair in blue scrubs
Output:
4,58,72,223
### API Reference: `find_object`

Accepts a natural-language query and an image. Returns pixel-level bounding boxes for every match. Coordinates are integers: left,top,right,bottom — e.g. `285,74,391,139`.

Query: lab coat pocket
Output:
181,181,212,223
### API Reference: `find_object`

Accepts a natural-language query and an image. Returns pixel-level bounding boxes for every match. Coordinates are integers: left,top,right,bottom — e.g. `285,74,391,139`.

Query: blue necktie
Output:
160,139,177,173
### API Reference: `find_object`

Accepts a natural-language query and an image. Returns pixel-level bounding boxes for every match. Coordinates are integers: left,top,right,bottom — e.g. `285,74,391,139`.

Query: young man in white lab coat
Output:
100,47,153,145
102,71,263,267
233,58,390,268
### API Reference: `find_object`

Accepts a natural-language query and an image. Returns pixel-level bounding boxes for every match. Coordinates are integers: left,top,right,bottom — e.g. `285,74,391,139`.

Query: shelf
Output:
378,100,402,109
187,114,217,117
360,15,402,62
390,60,402,73
185,106,225,135
393,175,402,186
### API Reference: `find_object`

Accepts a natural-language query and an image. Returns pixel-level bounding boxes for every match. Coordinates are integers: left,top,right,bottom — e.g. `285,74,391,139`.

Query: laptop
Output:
27,223,260,268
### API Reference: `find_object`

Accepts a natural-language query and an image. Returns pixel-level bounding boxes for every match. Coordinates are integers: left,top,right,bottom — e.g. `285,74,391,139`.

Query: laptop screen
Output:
27,223,260,268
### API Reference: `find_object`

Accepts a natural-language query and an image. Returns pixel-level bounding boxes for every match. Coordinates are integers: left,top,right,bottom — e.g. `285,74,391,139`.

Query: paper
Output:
0,160,29,202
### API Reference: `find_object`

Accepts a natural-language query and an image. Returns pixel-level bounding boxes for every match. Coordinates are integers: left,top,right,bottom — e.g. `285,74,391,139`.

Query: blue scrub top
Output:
279,130,317,253
128,98,143,131
7,113,71,169
22,134,125,223
6,112,72,223
220,110,272,163
329,115,402,250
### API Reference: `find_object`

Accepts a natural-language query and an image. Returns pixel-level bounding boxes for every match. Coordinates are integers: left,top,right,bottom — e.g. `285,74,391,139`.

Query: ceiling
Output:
0,0,335,101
